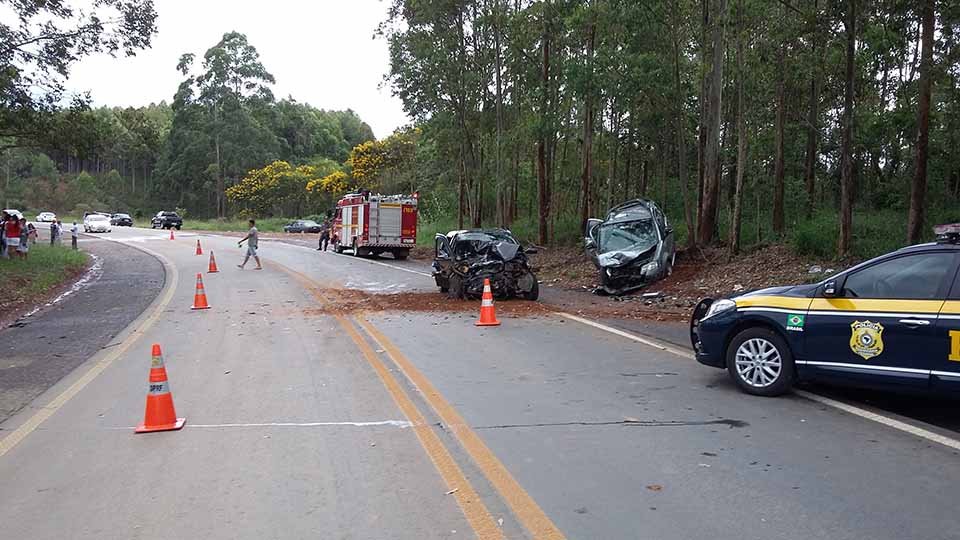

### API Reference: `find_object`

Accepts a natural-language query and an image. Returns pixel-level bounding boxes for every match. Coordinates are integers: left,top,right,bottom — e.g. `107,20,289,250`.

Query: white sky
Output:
64,0,410,139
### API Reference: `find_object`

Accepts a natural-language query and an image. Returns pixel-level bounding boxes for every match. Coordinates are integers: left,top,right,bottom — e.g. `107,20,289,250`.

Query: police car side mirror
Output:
822,280,842,298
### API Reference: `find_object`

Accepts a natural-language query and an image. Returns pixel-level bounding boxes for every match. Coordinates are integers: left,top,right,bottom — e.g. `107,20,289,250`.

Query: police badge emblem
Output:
850,320,884,360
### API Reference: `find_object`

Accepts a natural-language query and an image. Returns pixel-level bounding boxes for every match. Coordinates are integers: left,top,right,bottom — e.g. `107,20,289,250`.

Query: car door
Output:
932,260,960,393
802,251,957,389
432,234,452,285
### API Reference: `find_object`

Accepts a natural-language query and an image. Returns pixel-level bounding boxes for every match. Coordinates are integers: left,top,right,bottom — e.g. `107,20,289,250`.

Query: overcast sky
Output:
64,0,410,139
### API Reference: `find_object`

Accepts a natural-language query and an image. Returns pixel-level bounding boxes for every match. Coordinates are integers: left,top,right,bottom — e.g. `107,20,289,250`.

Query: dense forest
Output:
374,0,960,259
2,0,959,260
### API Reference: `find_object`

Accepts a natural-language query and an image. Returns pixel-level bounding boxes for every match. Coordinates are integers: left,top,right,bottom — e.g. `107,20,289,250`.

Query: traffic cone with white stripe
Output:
195,239,203,255
207,251,219,273
135,344,185,433
191,273,211,310
475,278,501,327
169,228,174,240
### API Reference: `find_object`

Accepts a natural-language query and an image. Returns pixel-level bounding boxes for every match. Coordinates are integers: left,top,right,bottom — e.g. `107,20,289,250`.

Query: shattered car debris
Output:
432,229,540,300
585,199,676,296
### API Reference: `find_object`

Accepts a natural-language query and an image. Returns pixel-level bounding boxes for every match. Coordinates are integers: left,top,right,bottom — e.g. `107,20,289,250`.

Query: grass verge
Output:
0,243,89,314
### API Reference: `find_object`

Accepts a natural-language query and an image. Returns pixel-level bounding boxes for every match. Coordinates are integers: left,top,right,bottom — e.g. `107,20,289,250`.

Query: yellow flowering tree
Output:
227,160,324,216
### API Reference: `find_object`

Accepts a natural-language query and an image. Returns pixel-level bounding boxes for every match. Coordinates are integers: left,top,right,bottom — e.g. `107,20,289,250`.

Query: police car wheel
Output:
725,327,795,397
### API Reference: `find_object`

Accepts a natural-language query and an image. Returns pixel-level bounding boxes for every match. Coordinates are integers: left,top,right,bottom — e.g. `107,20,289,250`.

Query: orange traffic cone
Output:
191,273,211,310
207,251,219,273
475,278,501,327
169,228,174,240
195,239,203,255
135,343,185,433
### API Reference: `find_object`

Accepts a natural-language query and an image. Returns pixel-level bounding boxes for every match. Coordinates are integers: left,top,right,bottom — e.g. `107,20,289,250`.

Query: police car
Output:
691,224,960,397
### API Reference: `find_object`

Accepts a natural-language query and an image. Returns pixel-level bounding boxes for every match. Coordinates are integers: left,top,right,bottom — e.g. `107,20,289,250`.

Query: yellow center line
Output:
269,262,503,540
356,318,567,540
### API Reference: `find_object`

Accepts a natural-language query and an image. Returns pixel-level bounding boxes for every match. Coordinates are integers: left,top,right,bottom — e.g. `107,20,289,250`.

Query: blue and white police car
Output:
691,224,960,396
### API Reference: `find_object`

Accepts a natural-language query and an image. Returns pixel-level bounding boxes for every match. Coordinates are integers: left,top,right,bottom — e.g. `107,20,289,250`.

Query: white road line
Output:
558,311,960,452
794,391,960,451
323,250,432,277
557,312,691,357
108,420,414,430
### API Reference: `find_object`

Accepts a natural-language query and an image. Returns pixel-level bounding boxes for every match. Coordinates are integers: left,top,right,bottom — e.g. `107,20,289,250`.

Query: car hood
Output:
596,245,656,268
734,283,819,300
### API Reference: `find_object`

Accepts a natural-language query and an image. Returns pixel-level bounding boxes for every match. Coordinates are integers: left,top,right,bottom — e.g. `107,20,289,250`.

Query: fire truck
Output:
331,191,418,259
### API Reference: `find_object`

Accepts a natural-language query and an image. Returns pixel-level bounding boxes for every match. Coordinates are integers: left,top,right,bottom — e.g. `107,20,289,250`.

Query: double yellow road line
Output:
276,263,565,540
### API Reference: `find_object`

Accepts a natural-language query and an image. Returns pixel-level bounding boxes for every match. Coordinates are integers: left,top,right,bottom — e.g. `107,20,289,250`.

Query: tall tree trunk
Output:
579,4,597,231
695,0,710,236
458,150,466,230
838,0,857,258
907,0,934,244
803,0,820,218
538,16,551,245
729,0,747,256
696,0,728,246
215,133,224,218
772,43,786,236
674,0,696,248
494,0,505,227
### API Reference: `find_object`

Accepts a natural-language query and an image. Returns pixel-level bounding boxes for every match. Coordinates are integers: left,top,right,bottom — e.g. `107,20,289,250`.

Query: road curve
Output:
0,225,957,540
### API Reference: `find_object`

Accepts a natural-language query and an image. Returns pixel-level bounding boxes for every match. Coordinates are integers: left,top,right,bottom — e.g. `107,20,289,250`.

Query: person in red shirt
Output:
5,216,21,258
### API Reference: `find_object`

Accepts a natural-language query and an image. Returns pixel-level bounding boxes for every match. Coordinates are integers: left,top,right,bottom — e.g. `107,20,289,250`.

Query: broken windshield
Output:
598,219,658,255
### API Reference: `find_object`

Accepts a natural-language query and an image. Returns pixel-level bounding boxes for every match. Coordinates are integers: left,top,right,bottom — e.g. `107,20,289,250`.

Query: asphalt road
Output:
1,225,958,540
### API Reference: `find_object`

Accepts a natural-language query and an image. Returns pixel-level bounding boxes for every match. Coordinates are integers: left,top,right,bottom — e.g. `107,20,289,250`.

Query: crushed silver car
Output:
584,199,676,296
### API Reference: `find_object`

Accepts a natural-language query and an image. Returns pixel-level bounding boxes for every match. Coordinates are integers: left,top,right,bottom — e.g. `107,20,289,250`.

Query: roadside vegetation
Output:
2,0,957,270
0,244,89,315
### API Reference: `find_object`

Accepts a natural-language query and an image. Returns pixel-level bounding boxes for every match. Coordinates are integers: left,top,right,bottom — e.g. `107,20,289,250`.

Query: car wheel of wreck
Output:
521,278,539,301
448,275,464,299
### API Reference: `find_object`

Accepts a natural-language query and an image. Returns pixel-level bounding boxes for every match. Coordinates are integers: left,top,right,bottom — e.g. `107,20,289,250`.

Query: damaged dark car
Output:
432,229,540,300
585,199,676,296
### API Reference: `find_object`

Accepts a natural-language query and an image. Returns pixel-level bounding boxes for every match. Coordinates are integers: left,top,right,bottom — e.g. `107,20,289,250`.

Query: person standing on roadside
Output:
237,219,262,270
5,214,21,259
70,222,79,250
18,218,32,259
0,212,8,259
317,219,331,251
50,220,61,246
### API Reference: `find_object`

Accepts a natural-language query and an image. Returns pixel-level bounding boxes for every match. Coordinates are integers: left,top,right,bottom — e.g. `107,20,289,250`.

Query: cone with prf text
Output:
195,239,203,255
135,344,186,433
207,251,219,273
191,273,211,310
475,278,501,327
169,228,174,240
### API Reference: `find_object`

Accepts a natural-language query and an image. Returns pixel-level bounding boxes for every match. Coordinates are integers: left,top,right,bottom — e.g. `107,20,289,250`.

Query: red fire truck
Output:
331,191,418,259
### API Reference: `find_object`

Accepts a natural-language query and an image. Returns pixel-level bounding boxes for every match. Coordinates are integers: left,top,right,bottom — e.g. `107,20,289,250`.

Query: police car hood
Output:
736,283,818,299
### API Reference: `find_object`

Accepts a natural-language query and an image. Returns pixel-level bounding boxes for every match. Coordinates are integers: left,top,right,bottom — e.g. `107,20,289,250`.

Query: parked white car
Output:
83,214,111,233
36,212,56,222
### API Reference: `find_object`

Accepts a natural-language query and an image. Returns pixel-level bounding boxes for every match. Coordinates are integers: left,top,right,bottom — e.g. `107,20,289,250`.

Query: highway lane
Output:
1,225,959,539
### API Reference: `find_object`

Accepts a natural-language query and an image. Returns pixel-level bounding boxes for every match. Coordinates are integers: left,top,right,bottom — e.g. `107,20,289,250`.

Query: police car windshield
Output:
598,219,658,255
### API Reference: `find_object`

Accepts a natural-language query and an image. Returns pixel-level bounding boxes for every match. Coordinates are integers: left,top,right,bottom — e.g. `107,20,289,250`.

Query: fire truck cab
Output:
332,191,418,260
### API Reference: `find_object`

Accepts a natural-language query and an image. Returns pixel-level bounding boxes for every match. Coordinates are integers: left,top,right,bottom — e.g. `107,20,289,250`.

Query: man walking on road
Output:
317,219,331,251
238,219,262,270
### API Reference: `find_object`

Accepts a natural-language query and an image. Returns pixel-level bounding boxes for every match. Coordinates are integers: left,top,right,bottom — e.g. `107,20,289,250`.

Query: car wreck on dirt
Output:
585,199,676,296
432,229,540,300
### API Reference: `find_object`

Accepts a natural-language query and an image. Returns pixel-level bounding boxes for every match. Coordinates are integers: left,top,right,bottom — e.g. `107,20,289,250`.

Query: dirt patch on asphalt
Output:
302,288,550,317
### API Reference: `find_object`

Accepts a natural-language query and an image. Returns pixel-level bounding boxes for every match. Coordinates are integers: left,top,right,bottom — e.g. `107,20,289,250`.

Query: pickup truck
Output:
151,211,183,230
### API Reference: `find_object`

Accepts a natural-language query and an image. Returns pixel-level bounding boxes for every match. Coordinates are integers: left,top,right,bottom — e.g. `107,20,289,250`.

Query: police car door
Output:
804,251,956,389
932,262,960,392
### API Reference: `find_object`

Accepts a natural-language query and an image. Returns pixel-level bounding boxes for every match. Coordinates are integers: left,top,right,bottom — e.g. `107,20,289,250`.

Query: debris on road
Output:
646,484,663,492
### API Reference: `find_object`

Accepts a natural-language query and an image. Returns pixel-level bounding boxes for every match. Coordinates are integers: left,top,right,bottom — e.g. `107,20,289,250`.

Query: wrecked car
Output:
585,199,676,295
432,229,540,300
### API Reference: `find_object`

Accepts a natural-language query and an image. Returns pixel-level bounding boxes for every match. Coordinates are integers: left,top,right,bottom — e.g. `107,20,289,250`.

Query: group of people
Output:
46,220,80,250
0,212,38,259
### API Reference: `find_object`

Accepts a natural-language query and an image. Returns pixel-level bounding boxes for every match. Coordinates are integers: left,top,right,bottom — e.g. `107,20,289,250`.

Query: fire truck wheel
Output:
394,250,409,261
334,242,343,254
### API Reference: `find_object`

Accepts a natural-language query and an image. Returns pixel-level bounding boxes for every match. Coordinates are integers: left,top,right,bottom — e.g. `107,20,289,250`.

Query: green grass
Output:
0,243,89,307
180,217,291,233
